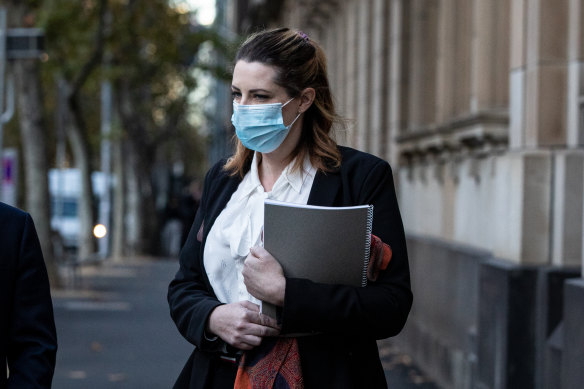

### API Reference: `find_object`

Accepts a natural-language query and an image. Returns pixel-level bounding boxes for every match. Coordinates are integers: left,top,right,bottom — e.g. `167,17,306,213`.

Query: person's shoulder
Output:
0,202,27,221
205,157,234,182
201,157,242,198
337,146,391,173
0,203,29,244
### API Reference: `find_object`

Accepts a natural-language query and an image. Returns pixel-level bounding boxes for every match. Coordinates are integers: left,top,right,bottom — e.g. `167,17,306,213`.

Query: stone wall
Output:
231,0,584,387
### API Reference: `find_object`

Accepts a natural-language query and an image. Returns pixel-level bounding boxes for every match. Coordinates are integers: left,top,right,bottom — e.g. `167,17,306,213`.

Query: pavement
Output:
52,258,439,388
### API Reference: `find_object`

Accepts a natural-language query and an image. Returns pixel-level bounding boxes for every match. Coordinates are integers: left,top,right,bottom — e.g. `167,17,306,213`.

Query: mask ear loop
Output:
285,111,302,130
281,97,301,129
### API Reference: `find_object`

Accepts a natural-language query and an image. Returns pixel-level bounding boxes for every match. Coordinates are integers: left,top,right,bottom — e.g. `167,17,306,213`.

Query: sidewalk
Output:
52,258,438,388
52,258,192,388
378,339,440,389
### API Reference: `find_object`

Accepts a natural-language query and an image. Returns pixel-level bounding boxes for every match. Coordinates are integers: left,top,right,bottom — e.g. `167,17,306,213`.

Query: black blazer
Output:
168,146,412,388
0,202,57,388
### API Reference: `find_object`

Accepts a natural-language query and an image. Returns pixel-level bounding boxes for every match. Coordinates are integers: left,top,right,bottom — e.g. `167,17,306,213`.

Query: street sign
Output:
1,148,17,206
6,28,45,59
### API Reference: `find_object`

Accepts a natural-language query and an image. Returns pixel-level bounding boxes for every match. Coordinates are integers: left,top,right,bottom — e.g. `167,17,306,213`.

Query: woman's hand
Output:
207,300,280,350
243,246,286,306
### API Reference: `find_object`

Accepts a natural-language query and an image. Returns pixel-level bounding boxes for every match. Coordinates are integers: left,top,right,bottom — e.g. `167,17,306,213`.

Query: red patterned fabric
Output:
368,234,392,282
234,337,303,389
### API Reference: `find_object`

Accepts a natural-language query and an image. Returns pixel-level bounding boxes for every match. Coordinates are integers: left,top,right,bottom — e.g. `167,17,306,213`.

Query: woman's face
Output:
231,60,299,130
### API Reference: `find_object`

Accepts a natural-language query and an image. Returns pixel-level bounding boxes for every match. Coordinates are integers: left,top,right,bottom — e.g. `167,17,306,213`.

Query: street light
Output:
93,223,107,239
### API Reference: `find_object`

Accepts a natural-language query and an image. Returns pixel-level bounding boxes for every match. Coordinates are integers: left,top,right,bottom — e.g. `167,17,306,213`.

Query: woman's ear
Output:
298,87,316,113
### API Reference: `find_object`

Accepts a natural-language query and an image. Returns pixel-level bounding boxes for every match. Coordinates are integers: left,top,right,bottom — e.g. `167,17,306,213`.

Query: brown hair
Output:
224,27,342,177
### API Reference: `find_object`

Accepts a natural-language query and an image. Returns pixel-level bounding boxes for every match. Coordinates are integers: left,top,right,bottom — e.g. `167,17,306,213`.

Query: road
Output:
52,258,438,388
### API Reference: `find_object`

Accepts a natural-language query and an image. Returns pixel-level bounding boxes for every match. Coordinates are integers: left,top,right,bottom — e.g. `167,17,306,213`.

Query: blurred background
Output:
1,0,583,388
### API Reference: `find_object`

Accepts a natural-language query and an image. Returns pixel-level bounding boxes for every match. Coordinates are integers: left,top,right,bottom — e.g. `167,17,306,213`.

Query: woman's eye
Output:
254,94,269,100
231,91,241,99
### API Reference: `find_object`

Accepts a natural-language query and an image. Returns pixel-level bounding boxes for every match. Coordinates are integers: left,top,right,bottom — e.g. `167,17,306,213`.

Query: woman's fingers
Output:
249,245,268,258
243,247,286,305
236,323,279,341
228,323,279,350
258,310,280,329
239,301,279,329
208,301,280,349
239,300,260,312
251,322,280,337
231,333,262,350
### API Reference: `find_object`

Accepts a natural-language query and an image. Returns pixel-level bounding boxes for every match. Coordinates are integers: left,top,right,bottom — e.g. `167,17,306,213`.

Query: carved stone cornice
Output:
398,110,509,166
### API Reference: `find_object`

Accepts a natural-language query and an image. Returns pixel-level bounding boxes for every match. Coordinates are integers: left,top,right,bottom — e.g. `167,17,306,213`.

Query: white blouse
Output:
203,152,316,305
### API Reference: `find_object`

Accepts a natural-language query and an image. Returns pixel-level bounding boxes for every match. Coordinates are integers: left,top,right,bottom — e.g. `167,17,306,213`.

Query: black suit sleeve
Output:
8,214,57,388
167,166,224,352
280,159,413,339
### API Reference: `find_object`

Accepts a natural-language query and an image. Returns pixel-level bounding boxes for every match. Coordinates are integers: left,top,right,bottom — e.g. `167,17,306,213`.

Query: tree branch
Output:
70,0,108,98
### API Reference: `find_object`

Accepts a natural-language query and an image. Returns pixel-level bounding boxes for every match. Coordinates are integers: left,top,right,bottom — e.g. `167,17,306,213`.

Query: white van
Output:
49,169,108,249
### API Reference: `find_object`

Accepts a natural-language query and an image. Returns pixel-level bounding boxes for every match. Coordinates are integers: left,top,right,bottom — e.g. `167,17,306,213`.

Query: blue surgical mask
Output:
231,98,301,153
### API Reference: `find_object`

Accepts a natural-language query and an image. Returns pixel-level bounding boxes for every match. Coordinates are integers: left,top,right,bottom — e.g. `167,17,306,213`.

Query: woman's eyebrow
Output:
230,86,273,94
248,89,272,94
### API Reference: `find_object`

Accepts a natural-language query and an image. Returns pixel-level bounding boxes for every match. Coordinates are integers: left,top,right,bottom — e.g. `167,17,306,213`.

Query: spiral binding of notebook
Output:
362,204,374,287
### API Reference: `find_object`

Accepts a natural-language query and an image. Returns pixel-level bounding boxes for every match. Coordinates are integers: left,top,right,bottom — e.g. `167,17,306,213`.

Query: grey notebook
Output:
261,199,374,318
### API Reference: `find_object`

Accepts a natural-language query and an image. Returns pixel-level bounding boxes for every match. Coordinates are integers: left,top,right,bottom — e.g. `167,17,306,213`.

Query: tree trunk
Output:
111,132,126,260
62,0,108,261
123,137,159,256
13,60,59,286
116,81,159,256
124,138,142,255
66,93,96,261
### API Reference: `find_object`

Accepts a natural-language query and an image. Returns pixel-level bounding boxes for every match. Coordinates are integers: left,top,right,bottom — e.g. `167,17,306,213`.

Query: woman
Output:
168,28,412,389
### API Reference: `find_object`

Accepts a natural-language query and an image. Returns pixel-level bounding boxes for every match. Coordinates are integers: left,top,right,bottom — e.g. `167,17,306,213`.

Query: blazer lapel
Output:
307,170,341,207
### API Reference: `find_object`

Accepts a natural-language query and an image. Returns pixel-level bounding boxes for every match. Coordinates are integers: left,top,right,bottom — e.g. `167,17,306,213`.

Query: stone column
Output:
524,0,570,147
280,0,300,28
332,2,347,136
509,0,528,148
407,0,438,131
344,0,359,147
435,0,455,124
388,0,409,167
543,0,584,267
470,0,510,113
508,0,578,266
452,0,472,117
355,0,373,151
567,0,584,147
323,15,336,91
369,0,390,157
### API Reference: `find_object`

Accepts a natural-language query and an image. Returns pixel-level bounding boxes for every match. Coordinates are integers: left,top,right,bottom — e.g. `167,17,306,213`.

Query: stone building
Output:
219,0,584,388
